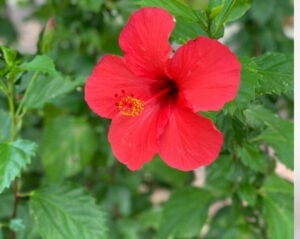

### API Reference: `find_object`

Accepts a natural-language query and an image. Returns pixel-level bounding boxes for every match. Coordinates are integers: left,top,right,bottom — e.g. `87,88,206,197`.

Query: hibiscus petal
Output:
119,7,175,78
159,105,223,171
168,36,241,112
108,102,170,170
85,55,152,119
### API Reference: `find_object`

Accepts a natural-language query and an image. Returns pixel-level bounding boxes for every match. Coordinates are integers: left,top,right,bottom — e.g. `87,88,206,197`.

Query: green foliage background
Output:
0,0,293,238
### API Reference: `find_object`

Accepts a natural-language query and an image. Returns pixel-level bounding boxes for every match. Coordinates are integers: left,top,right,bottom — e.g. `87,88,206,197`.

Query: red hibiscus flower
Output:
85,7,241,171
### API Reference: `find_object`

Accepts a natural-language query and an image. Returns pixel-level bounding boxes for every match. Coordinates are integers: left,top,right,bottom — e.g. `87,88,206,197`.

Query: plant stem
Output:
8,76,16,142
7,74,18,239
11,179,19,219
17,191,33,198
9,179,19,239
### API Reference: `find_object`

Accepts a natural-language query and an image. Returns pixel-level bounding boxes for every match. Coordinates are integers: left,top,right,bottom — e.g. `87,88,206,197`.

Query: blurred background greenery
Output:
0,0,294,238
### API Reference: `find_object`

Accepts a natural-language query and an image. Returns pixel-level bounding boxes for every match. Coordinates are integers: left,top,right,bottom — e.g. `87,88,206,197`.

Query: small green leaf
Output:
244,105,293,169
0,140,37,193
158,187,212,238
21,55,57,75
208,0,252,38
226,0,253,22
237,183,257,206
237,143,267,173
0,46,17,66
29,184,108,239
255,52,293,98
209,0,237,38
206,155,233,182
23,74,83,110
42,116,97,181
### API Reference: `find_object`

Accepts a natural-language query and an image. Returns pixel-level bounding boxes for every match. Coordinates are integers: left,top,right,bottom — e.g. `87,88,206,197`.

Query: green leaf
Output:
158,187,212,238
208,0,252,38
29,184,108,239
223,57,260,114
0,140,37,193
138,207,162,231
0,81,8,94
15,204,40,239
144,155,192,187
0,109,11,142
263,194,293,239
23,74,83,110
255,52,293,98
206,155,233,182
20,55,57,75
237,143,267,173
0,46,17,66
204,205,260,239
116,218,140,239
137,0,200,22
226,0,253,22
258,125,293,168
209,0,237,38
262,174,293,196
237,183,257,206
42,116,97,181
205,155,234,197
136,0,208,32
261,175,293,239
171,17,208,43
244,105,293,169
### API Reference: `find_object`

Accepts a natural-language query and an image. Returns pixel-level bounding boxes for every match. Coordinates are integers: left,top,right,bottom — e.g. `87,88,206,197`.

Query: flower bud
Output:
40,17,55,54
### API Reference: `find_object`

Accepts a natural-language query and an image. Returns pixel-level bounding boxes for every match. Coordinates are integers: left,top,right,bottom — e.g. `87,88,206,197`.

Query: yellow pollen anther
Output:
117,96,144,117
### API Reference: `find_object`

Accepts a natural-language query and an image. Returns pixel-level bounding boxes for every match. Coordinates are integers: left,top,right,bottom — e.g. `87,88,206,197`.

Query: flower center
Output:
117,95,144,117
165,80,178,98
151,78,179,103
